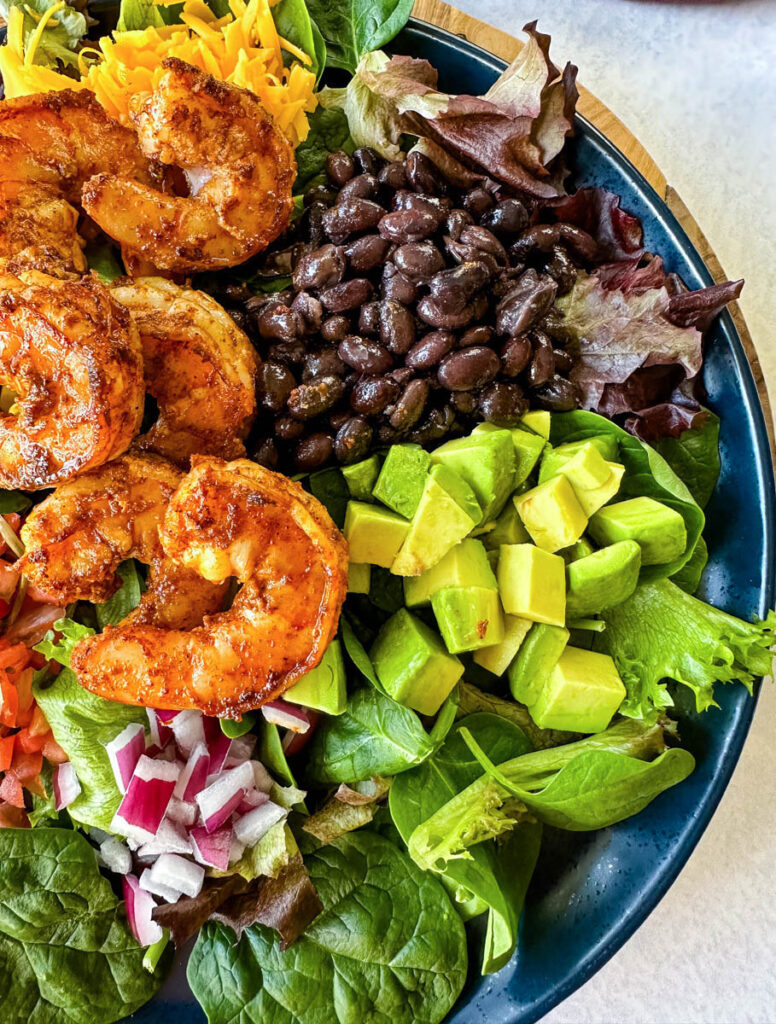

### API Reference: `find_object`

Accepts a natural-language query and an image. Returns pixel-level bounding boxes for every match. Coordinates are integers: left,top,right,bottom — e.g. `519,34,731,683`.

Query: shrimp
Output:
70,457,349,717
0,271,145,490
111,278,259,466
0,181,87,277
82,58,295,273
19,454,228,629
0,89,159,205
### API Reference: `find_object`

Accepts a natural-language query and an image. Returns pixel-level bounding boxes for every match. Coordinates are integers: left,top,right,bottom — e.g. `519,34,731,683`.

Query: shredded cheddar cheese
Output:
0,0,317,146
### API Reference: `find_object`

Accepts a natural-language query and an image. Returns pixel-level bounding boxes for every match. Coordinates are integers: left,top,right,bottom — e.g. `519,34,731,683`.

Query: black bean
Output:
445,209,474,240
390,379,430,431
546,245,577,295
533,374,579,411
343,234,391,273
338,335,394,374
480,198,529,236
287,376,346,420
321,315,350,343
393,240,445,281
329,409,351,432
326,150,355,186
292,243,346,291
339,173,380,202
305,201,328,249
257,361,295,412
392,191,450,216
320,278,374,313
416,295,478,330
451,391,476,415
459,224,507,264
381,264,418,304
542,307,574,344
275,415,304,440
266,339,305,366
302,347,346,382
228,309,249,331
478,381,526,426
438,346,500,391
303,184,337,207
526,334,555,387
406,330,456,370
379,299,415,355
253,437,279,470
334,416,373,464
322,199,384,241
353,147,381,175
294,432,333,471
444,236,500,272
459,325,493,348
387,366,414,387
501,335,533,377
428,260,491,315
378,161,408,190
496,270,558,337
405,151,443,194
258,303,298,341
350,375,400,415
377,423,402,445
358,301,381,335
379,208,440,243
290,291,322,334
462,187,494,218
408,403,456,443
553,348,574,374
511,223,598,262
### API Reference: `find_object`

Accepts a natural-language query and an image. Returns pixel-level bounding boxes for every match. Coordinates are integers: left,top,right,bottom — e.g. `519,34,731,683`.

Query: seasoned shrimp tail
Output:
0,181,86,277
82,59,295,272
0,272,144,490
71,457,349,717
111,278,259,466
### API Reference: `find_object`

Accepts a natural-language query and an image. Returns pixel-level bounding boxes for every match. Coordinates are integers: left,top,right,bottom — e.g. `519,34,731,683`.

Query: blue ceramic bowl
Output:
128,18,776,1024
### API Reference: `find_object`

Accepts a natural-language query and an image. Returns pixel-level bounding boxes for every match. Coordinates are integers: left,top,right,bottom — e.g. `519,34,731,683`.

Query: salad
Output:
0,0,771,1022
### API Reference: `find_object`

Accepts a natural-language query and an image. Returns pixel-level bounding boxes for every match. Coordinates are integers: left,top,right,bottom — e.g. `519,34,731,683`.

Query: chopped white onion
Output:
207,731,233,774
190,824,232,871
52,762,81,811
171,710,206,758
115,756,180,839
224,733,257,766
229,835,246,865
238,788,269,815
137,818,193,858
261,699,311,734
233,801,286,847
139,867,182,904
98,837,132,875
105,723,146,794
149,853,205,899
165,796,198,827
251,760,274,794
146,708,173,748
173,743,210,802
195,760,254,834
123,874,162,947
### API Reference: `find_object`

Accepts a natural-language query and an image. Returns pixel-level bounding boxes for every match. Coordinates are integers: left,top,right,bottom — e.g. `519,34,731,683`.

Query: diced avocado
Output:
391,471,478,577
588,496,687,565
431,430,515,521
475,422,545,487
285,640,347,715
514,475,588,552
370,609,463,716
347,562,371,594
473,614,532,676
342,455,381,501
566,539,641,617
431,586,505,654
508,623,570,705
344,501,409,568
482,501,530,551
404,539,496,608
486,548,499,572
430,464,482,525
539,436,619,481
540,441,625,517
371,445,430,519
520,410,551,440
497,543,566,626
562,537,596,563
529,647,626,733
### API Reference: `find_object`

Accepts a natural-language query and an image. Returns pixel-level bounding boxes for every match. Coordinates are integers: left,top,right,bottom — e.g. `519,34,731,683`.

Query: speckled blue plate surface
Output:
126,18,776,1024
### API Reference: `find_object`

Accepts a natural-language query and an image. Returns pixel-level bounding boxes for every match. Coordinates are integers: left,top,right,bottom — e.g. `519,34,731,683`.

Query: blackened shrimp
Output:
0,271,144,490
82,58,295,272
70,457,349,717
0,181,86,277
111,278,259,466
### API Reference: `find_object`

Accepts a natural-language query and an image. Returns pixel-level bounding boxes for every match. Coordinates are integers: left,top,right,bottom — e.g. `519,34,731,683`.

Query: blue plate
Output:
128,18,776,1024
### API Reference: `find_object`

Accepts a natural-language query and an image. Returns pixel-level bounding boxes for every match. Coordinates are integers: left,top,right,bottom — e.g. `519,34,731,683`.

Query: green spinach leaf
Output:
670,534,708,595
85,242,123,284
456,681,576,750
188,832,466,1024
273,0,322,80
307,466,349,529
0,490,30,514
294,105,352,192
95,560,143,629
305,0,414,72
653,411,720,509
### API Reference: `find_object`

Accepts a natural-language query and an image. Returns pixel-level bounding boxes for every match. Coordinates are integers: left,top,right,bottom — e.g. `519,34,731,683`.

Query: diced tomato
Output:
0,562,19,603
0,772,24,808
15,727,48,754
29,651,46,670
0,600,10,620
6,603,65,646
0,643,31,671
25,773,47,799
42,735,68,765
15,668,33,713
4,514,21,534
10,748,42,782
28,704,49,737
0,674,18,728
0,735,14,772
0,801,29,828
24,582,62,606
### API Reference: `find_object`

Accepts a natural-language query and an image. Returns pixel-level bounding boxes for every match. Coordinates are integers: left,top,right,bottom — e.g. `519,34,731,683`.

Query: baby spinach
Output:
294,105,353,193
390,714,541,974
0,489,30,514
95,560,144,629
0,829,165,1024
188,832,467,1024
653,410,721,509
456,681,576,751
305,0,414,73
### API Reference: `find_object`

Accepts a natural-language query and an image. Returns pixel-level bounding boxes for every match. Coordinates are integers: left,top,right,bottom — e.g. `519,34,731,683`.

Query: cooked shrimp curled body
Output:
0,181,86,277
70,457,349,717
82,58,296,273
19,453,228,629
111,278,259,466
0,271,144,490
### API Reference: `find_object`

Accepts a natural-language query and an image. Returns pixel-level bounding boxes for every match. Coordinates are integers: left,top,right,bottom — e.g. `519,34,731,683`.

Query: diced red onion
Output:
115,756,180,840
171,710,206,758
123,874,162,947
52,762,81,811
229,835,246,864
137,818,193,859
261,699,311,734
166,796,198,827
207,731,232,775
251,761,274,793
146,709,173,748
139,867,182,904
98,837,132,875
238,788,269,815
195,760,254,834
173,743,210,802
149,853,205,898
105,723,146,794
224,733,257,766
155,710,180,724
190,824,232,871
233,802,286,847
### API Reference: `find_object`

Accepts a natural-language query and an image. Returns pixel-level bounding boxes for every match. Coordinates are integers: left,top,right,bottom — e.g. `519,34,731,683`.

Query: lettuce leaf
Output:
597,579,776,720
305,0,412,73
0,0,87,69
545,187,645,262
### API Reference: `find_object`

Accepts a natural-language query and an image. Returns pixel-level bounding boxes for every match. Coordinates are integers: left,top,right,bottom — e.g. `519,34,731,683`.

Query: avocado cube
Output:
473,614,532,676
540,441,625,517
514,475,588,552
508,623,570,705
344,501,409,568
589,496,687,565
486,548,499,572
431,586,505,654
285,640,347,715
430,464,482,525
370,609,464,716
404,538,496,608
565,458,625,517
391,469,479,577
529,646,626,733
539,436,620,482
497,543,566,626
520,410,551,440
566,539,642,617
562,537,596,563
342,455,381,501
371,445,431,519
473,422,545,488
482,500,530,550
347,562,371,594
431,429,515,521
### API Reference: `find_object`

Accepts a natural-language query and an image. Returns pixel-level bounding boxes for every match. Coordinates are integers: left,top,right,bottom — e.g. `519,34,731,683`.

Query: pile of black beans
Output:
232,147,597,473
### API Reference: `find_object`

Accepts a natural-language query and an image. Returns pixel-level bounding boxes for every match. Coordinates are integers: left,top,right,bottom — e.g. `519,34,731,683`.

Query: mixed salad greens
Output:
0,1,772,1023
